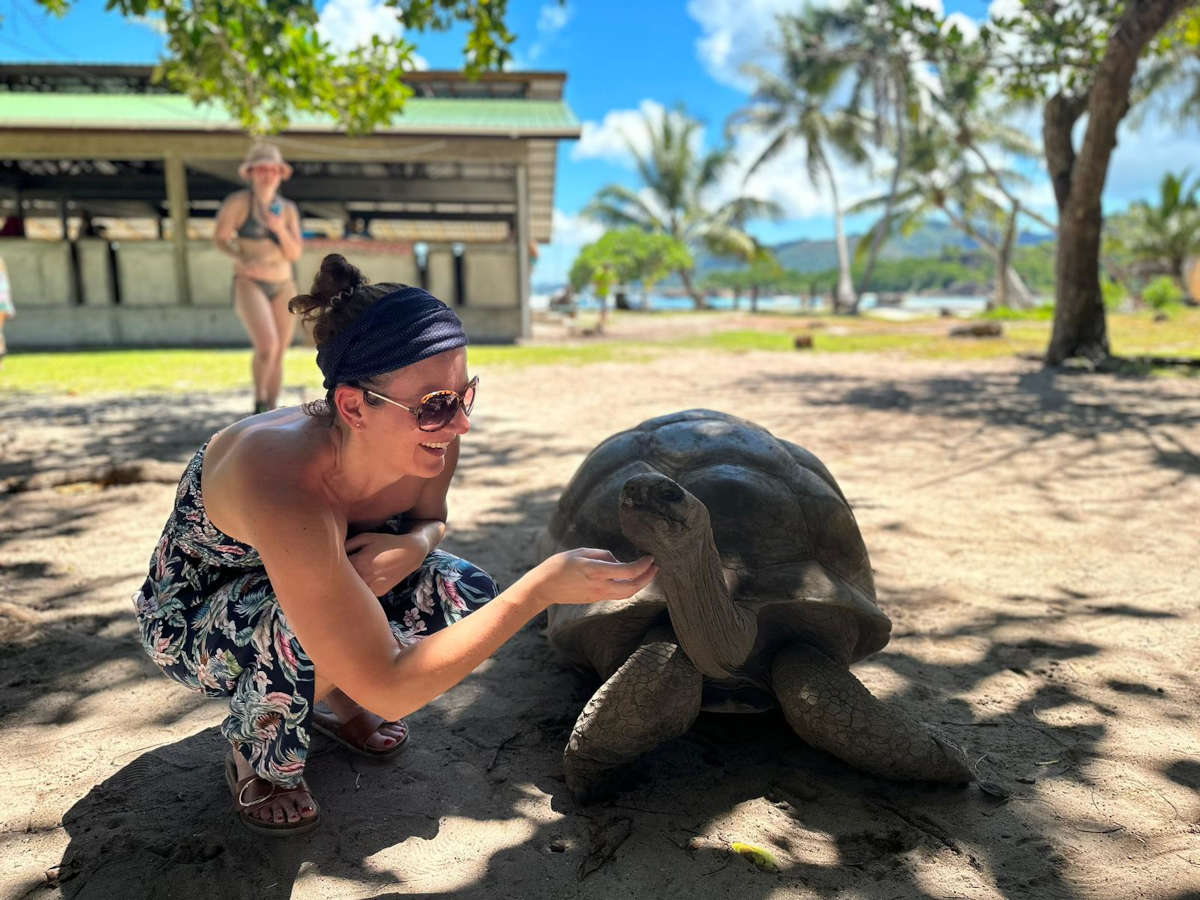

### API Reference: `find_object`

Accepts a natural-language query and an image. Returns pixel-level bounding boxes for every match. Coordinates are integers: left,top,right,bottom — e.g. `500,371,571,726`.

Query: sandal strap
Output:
337,709,407,747
236,775,276,810
233,774,311,810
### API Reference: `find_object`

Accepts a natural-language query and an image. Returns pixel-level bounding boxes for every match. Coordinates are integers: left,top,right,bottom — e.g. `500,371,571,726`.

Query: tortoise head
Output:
617,471,757,678
618,472,710,554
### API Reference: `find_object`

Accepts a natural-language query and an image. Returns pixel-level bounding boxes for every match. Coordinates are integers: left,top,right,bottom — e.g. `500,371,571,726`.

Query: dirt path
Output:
1,350,1198,899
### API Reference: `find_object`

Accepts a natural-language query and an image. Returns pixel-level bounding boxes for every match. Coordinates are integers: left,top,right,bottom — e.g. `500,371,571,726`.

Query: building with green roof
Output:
0,63,581,347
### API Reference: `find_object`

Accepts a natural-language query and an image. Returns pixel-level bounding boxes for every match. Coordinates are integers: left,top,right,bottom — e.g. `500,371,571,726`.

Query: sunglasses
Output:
362,375,478,432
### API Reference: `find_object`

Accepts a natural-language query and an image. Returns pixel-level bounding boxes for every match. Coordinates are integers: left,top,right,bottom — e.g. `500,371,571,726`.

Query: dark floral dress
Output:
133,442,498,788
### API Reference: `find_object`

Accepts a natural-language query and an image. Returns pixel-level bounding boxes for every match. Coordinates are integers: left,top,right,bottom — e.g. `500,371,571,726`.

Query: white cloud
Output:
987,0,1024,19
571,100,704,166
943,11,979,42
550,208,604,246
529,2,572,61
132,14,167,35
317,0,402,53
716,129,886,223
532,208,606,285
537,2,571,35
687,0,801,90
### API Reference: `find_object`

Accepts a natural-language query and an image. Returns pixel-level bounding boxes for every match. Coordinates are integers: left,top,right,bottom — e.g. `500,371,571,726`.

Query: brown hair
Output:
289,253,404,422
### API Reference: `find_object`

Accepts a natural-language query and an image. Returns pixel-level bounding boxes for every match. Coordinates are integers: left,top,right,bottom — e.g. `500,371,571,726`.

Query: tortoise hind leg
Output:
772,644,973,784
564,627,702,802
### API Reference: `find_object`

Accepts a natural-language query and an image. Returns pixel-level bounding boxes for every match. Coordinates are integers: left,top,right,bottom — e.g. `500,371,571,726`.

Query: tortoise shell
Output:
542,410,890,692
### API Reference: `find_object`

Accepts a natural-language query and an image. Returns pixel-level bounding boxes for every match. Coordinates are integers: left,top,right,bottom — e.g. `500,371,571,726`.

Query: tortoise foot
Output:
562,629,702,802
772,644,974,784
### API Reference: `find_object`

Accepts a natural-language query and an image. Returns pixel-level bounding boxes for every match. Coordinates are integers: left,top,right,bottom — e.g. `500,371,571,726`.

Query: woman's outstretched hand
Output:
521,549,658,610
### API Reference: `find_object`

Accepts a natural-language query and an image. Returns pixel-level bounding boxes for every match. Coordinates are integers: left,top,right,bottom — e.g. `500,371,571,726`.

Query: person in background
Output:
214,143,304,414
0,254,13,365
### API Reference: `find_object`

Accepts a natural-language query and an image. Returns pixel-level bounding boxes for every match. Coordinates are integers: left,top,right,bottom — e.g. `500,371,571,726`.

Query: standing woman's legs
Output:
232,277,278,411
262,279,297,409
0,312,8,363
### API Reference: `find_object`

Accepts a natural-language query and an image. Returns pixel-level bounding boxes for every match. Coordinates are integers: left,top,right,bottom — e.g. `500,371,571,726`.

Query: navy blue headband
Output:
316,285,467,390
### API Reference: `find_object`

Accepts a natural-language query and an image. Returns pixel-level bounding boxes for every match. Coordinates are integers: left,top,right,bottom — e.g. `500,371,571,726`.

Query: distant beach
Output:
532,291,995,315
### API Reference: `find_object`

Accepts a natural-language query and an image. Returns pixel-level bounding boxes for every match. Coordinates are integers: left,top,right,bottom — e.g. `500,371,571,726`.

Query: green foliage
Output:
727,245,1056,298
979,304,1056,321
1101,276,1128,311
569,228,693,297
27,0,526,133
584,105,781,303
1143,275,1185,310
1124,170,1200,277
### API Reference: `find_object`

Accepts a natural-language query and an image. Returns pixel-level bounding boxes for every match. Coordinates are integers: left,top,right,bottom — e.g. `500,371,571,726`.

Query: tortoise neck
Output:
657,527,757,679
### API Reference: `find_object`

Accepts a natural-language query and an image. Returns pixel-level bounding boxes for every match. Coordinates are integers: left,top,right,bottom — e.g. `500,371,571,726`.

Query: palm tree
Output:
770,2,924,312
583,106,782,309
849,119,1042,310
731,19,870,312
1123,171,1200,288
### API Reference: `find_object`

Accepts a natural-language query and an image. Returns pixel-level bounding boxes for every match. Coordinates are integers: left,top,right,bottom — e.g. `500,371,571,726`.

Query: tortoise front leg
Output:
772,644,973,784
563,627,702,802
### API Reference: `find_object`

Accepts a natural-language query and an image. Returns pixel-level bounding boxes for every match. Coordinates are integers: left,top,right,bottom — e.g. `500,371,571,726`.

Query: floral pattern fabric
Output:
133,443,498,788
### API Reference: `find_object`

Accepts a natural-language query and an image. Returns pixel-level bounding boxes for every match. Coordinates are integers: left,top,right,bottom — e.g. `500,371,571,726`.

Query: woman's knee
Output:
252,336,280,364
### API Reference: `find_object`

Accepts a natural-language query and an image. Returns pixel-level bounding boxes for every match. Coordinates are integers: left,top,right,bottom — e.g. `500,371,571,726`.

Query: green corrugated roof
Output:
0,92,580,135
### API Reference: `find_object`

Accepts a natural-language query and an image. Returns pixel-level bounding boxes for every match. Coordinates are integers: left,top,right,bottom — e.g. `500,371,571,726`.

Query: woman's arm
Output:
262,200,303,262
226,448,655,721
213,192,247,259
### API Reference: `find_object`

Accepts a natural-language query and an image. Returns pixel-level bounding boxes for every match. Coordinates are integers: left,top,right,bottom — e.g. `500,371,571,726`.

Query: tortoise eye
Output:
659,484,685,502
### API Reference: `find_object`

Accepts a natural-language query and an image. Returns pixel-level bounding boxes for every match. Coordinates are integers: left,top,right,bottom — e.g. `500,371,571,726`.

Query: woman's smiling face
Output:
364,348,472,476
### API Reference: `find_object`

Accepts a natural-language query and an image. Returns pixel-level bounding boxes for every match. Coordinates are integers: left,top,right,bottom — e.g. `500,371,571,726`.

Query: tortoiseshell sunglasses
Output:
363,375,478,432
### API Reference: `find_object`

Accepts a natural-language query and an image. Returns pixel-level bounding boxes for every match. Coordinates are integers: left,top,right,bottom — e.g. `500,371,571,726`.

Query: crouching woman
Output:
132,254,656,836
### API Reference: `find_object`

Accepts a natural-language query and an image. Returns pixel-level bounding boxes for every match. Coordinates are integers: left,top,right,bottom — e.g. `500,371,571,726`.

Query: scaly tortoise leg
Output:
772,644,973,783
563,627,703,801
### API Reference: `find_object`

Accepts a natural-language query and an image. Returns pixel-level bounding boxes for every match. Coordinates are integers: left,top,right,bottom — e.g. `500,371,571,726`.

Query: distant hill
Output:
535,221,1054,293
696,221,1053,275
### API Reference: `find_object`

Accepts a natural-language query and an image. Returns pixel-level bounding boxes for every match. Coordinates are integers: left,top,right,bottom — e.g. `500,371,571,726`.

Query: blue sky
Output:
1,0,1196,285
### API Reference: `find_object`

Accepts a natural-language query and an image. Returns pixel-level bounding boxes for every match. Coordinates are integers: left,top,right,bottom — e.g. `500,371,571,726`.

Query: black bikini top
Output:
236,192,285,244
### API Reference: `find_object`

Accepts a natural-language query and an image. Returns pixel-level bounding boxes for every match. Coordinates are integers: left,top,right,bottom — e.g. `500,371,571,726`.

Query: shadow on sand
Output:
6,370,1195,897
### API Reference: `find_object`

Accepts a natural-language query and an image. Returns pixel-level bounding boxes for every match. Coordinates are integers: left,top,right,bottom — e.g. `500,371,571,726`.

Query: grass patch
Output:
1,347,312,395
4,307,1196,396
978,304,1056,321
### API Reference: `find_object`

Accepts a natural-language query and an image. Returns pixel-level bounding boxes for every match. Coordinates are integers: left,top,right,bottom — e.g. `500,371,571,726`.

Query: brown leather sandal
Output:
311,708,409,758
223,753,320,837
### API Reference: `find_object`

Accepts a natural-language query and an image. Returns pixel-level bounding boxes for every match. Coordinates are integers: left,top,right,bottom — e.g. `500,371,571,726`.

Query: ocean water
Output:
532,292,991,314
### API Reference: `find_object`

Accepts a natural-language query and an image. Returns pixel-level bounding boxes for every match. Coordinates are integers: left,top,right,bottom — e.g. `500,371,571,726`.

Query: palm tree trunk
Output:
678,268,708,310
994,203,1035,310
820,154,856,314
855,81,908,314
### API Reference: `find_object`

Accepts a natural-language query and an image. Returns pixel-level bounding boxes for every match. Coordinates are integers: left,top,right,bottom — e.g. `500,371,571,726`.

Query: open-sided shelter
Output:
0,63,579,348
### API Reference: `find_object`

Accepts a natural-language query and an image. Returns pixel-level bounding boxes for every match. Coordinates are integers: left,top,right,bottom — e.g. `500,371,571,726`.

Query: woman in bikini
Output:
214,143,304,414
133,253,658,836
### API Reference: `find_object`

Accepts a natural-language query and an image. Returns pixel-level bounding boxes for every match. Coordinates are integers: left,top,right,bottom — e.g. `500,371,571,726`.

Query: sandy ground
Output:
1,345,1199,899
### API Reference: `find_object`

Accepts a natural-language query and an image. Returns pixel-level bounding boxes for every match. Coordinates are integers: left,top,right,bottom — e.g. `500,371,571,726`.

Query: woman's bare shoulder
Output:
218,189,251,211
204,413,334,533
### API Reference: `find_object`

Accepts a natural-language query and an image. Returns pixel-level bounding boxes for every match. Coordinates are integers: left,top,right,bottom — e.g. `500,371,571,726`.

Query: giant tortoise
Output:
539,409,972,799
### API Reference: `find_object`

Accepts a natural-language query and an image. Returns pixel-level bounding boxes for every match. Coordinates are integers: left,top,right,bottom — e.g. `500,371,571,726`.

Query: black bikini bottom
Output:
233,276,290,301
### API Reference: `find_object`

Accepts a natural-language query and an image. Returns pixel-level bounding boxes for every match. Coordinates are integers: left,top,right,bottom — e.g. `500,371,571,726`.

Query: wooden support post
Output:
164,152,192,305
515,162,532,339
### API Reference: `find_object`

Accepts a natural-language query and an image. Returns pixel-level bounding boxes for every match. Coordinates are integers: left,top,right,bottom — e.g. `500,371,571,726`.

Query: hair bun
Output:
288,254,382,347
311,253,366,305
